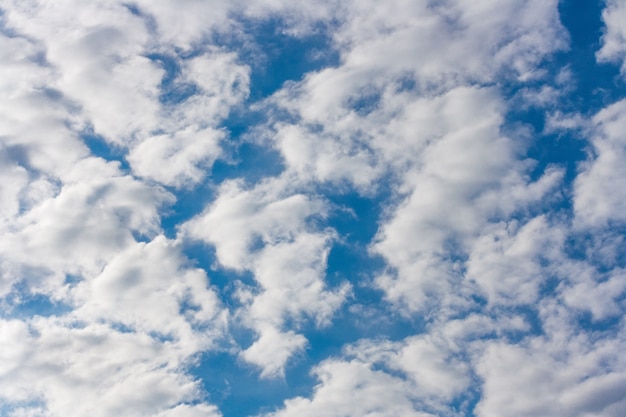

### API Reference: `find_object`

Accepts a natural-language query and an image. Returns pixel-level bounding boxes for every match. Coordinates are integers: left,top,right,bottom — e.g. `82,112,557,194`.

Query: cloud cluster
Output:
1,0,625,416
598,0,626,76
0,317,222,417
255,0,626,416
575,99,626,228
0,1,245,414
183,177,348,377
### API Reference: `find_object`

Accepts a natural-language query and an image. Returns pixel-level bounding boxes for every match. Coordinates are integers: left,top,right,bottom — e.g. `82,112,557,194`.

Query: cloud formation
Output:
1,0,625,416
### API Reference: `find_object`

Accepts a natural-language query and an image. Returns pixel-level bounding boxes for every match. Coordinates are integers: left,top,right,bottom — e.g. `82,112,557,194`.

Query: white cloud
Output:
74,236,227,345
575,99,626,227
240,327,308,379
346,336,471,401
475,308,626,417
155,404,222,417
1,0,625,415
127,127,225,188
0,158,173,298
0,154,223,414
0,32,88,179
327,0,565,88
183,176,348,377
261,4,568,310
238,232,349,377
267,296,626,417
125,50,250,187
131,0,340,48
129,0,233,49
246,232,346,328
559,263,626,321
597,0,626,75
370,86,552,313
272,123,381,191
183,177,326,270
0,317,220,417
267,313,533,417
0,231,226,416
392,337,469,399
544,111,589,133
1,0,161,142
466,216,565,306
265,359,433,417
261,0,566,192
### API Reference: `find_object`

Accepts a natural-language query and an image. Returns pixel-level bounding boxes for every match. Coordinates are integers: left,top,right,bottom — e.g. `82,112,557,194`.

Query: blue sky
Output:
1,1,626,416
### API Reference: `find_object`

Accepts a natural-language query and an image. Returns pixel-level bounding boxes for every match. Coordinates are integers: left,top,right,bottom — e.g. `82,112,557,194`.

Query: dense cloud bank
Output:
1,1,625,416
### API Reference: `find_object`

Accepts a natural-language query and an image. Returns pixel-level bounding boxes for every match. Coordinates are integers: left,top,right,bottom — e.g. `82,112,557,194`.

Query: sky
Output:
1,0,626,416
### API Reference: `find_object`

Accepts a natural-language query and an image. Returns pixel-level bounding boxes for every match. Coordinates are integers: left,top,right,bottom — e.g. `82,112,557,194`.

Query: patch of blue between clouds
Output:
81,131,131,172
2,281,72,320
0,401,47,417
347,88,383,117
210,142,286,185
148,53,199,105
197,350,315,417
558,0,626,113
160,183,217,240
220,16,340,101
564,227,626,270
578,310,624,334
314,186,427,342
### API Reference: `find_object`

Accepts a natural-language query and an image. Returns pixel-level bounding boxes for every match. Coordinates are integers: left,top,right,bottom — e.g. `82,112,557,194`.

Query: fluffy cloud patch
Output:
598,0,626,75
476,307,626,417
0,317,219,417
183,177,348,376
266,359,432,417
0,158,172,297
1,0,625,416
575,99,626,227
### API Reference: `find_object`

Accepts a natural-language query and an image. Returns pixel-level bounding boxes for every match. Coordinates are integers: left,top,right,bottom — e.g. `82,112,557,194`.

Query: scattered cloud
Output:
1,0,625,416
597,0,626,76
575,99,626,228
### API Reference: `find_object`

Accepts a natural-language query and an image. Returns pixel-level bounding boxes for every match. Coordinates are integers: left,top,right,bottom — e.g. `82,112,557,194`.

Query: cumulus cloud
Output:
260,0,567,192
597,0,626,75
466,216,565,306
0,318,219,417
475,302,626,417
1,0,625,415
1,0,162,141
1,228,226,416
574,99,626,227
265,313,530,417
74,236,226,343
371,87,561,314
266,359,432,417
1,1,251,188
0,158,172,297
183,177,326,270
183,176,348,376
